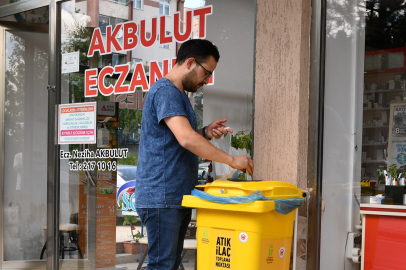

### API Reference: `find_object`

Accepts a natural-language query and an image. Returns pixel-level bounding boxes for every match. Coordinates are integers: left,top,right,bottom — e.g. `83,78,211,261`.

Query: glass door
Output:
57,1,160,268
0,1,62,269
55,0,255,269
2,0,256,268
0,20,49,269
0,1,127,269
57,1,138,269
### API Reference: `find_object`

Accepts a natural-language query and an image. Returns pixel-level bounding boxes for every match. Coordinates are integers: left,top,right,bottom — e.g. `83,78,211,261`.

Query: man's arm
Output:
164,115,254,175
197,119,233,140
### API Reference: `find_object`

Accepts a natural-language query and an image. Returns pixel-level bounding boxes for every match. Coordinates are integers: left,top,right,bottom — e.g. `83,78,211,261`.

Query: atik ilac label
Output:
213,229,233,269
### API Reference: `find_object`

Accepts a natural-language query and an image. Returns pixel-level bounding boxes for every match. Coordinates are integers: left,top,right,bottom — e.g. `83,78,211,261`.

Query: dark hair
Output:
176,39,220,65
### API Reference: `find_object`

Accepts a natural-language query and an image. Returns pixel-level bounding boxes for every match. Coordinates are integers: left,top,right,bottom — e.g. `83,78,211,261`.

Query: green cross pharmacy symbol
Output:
268,244,274,256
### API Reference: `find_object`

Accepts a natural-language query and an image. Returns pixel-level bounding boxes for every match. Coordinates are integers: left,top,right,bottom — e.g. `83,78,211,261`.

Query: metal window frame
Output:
47,1,61,270
306,0,327,269
0,0,49,18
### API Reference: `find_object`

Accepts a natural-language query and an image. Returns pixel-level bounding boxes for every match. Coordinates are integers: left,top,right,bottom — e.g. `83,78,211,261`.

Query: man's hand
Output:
230,155,254,176
207,119,233,139
164,116,254,176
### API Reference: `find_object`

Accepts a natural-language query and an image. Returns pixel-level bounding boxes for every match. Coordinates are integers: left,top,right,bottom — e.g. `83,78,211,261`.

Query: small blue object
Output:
191,189,304,215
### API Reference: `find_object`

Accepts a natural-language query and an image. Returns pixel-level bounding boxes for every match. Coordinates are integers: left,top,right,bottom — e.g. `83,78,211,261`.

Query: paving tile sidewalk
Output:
117,249,197,270
116,226,196,270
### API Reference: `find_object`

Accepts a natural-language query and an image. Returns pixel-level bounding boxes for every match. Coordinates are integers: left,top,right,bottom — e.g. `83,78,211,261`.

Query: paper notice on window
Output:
62,51,80,74
58,102,97,144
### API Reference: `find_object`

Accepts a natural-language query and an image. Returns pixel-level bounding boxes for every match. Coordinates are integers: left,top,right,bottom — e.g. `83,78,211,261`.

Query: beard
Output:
182,68,204,92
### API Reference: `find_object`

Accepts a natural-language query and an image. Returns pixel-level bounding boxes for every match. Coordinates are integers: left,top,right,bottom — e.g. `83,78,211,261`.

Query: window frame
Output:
99,15,110,35
134,0,142,10
159,0,170,16
131,58,142,72
159,31,171,49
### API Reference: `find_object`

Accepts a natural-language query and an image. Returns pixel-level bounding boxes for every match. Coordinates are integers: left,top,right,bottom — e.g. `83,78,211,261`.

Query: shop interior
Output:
360,1,406,204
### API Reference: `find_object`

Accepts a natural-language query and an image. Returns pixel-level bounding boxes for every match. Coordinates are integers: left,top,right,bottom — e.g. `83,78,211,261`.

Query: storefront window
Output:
362,1,406,192
323,0,406,268
324,1,406,196
0,0,254,267
56,0,255,267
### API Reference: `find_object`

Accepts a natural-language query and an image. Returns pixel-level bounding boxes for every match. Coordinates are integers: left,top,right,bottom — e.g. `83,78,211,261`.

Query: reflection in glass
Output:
3,30,48,261
0,5,49,24
59,2,92,264
99,15,109,34
0,0,30,9
57,0,252,268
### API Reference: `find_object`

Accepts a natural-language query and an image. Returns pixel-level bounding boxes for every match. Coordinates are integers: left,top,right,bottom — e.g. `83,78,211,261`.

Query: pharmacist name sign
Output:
58,102,97,144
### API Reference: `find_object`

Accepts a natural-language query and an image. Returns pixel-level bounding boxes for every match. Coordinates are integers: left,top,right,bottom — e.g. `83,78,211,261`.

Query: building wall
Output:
132,0,178,67
87,0,99,28
76,1,88,15
99,0,129,20
254,0,311,269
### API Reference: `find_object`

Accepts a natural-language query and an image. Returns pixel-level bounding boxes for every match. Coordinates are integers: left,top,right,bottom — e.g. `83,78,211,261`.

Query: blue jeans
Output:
137,208,192,270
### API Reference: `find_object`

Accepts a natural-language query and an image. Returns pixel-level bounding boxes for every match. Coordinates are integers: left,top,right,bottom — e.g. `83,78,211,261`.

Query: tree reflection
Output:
193,91,203,128
327,0,406,51
4,35,25,141
61,7,92,66
3,30,49,261
326,0,358,38
365,0,406,50
5,32,48,150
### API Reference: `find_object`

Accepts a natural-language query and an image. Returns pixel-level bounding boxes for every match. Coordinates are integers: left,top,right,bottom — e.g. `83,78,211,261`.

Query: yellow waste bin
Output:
182,180,305,270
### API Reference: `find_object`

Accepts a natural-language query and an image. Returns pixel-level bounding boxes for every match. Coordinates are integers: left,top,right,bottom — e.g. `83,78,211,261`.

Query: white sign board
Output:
389,138,406,166
387,103,406,167
58,102,97,144
61,51,80,74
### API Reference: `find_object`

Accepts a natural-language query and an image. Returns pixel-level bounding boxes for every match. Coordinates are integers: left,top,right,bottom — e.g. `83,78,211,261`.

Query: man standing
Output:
135,39,254,270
